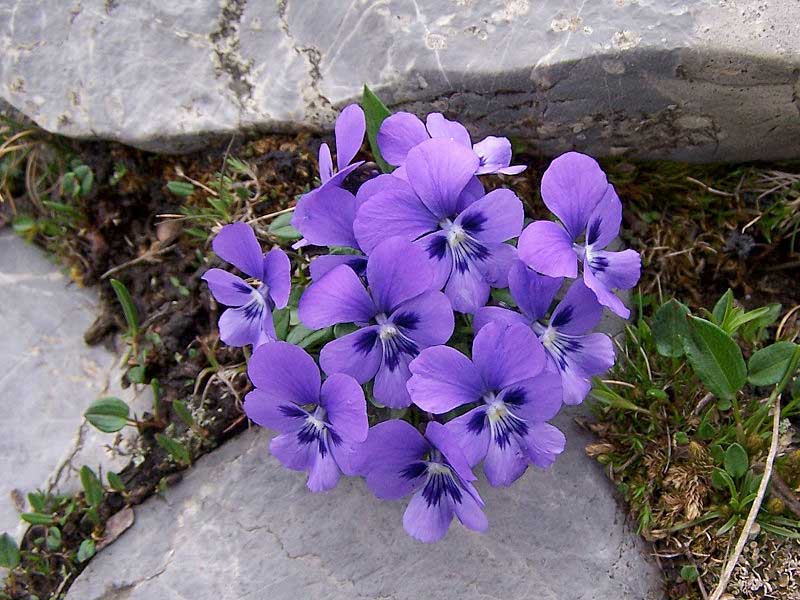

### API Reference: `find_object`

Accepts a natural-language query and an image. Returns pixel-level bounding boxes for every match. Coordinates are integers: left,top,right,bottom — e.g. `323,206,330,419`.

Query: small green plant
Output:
589,289,800,596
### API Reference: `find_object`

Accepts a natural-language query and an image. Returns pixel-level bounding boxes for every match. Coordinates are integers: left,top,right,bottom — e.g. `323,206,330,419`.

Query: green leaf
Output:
709,444,725,464
110,278,139,336
747,342,799,386
361,85,393,173
127,365,147,384
490,287,517,308
716,515,739,536
75,166,94,196
268,212,302,240
589,385,651,415
77,539,96,562
46,527,62,551
683,316,746,400
712,289,734,326
166,181,195,197
107,471,126,493
21,512,54,525
680,565,698,583
0,533,20,569
652,299,691,357
80,466,103,508
61,172,78,197
12,215,36,234
724,443,749,478
155,433,191,466
333,322,359,338
84,397,130,433
286,324,334,349
273,308,291,340
696,416,716,440
711,468,737,498
758,521,800,539
172,400,195,429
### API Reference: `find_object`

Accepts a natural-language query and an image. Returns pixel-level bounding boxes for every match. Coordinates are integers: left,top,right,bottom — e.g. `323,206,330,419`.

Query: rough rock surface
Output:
0,230,150,540
65,413,662,600
1,0,799,160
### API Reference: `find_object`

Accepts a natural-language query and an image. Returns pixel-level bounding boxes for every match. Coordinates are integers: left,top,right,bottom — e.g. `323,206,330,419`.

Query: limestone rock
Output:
1,0,799,160
65,414,662,600
0,230,150,540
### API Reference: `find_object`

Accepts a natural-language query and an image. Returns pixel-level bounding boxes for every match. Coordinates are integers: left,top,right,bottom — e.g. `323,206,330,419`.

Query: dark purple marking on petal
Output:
589,254,610,272
297,421,320,447
493,412,529,449
354,328,379,355
427,235,448,261
383,333,419,371
501,387,526,406
278,404,307,419
233,280,253,295
421,468,463,507
586,218,602,246
392,311,420,331
242,298,265,321
454,238,490,273
550,304,573,328
460,211,487,235
466,410,487,434
400,461,428,481
547,334,584,369
329,428,343,447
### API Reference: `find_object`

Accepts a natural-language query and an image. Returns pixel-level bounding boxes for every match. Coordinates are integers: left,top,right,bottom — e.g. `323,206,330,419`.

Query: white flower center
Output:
486,401,509,423
426,462,451,476
446,224,466,247
379,323,399,340
541,326,557,347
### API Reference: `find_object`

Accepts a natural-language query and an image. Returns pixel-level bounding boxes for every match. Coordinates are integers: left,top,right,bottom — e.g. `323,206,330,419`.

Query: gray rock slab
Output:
1,0,799,161
65,411,662,600
0,229,150,541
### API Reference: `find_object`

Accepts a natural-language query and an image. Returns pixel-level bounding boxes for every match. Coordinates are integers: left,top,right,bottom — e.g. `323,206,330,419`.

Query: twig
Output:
662,408,672,476
776,304,800,340
692,392,715,417
708,394,781,600
686,176,736,198
100,243,177,279
174,166,217,197
246,205,295,224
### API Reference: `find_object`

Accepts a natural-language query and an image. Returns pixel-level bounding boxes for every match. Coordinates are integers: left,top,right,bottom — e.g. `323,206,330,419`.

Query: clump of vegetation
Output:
588,290,799,599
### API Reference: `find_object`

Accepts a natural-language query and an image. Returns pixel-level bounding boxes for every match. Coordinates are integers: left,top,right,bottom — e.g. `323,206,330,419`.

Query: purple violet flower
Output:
517,151,641,318
298,236,454,408
408,321,565,486
202,222,290,348
353,138,523,313
377,111,526,175
292,104,366,250
244,341,367,492
474,261,615,406
358,420,487,543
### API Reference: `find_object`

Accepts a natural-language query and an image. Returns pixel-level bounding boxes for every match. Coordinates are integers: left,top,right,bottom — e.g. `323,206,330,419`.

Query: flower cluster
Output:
203,103,641,542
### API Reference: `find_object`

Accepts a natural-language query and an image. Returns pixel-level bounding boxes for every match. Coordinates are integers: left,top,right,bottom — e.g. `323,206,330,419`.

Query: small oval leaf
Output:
84,397,130,433
747,342,799,387
683,317,746,400
80,466,104,508
724,443,749,478
652,299,691,358
0,533,20,569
